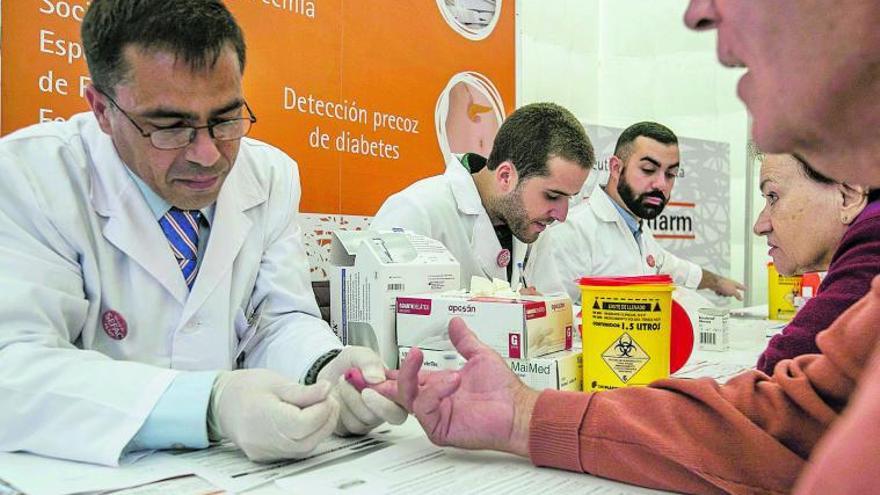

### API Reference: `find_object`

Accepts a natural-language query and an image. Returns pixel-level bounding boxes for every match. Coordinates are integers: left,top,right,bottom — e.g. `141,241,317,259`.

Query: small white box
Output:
398,346,582,391
698,308,730,351
396,293,573,359
330,230,460,367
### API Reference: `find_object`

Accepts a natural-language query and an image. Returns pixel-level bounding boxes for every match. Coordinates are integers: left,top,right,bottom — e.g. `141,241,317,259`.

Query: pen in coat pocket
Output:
517,261,528,290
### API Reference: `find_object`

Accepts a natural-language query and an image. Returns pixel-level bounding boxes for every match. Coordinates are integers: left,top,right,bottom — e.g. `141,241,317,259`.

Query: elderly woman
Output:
754,153,880,373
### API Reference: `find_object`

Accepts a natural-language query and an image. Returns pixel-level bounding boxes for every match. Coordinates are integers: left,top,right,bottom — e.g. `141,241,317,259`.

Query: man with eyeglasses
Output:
0,0,405,466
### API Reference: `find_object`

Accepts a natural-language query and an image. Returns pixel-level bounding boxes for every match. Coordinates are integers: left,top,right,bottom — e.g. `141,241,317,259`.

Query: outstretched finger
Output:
448,317,490,360
399,346,424,410
344,368,369,392
387,367,431,386
370,379,403,406
363,388,409,425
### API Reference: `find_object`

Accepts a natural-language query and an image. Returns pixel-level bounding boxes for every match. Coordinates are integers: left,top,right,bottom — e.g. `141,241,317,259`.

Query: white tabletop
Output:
0,312,785,495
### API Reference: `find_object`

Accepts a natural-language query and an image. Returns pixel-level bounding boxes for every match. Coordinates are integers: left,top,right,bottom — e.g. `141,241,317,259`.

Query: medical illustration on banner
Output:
435,71,506,162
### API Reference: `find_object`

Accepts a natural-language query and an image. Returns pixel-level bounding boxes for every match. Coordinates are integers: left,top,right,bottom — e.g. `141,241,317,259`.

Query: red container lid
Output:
578,274,673,287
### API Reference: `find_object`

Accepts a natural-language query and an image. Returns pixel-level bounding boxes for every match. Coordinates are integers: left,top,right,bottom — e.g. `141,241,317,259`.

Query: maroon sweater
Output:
757,198,880,374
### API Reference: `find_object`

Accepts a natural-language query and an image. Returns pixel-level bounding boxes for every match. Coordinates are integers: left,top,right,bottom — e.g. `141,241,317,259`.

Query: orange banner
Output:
1,0,515,215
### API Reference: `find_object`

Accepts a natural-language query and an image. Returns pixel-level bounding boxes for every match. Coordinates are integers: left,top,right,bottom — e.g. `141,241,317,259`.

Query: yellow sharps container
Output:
580,275,674,392
767,262,802,321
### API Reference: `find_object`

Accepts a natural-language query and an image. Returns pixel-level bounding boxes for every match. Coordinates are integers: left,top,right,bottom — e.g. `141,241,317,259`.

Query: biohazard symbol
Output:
614,334,636,357
602,332,650,383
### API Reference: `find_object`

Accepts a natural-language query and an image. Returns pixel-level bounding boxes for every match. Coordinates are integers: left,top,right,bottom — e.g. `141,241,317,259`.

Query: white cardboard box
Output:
398,346,582,391
396,293,573,359
330,230,460,368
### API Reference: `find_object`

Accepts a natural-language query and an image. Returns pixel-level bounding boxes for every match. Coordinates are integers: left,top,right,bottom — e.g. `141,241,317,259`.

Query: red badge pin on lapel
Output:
646,254,656,268
496,248,511,268
102,310,128,340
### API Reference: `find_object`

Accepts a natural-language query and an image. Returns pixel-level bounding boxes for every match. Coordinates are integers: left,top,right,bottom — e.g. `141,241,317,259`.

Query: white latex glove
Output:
317,346,409,435
207,369,339,462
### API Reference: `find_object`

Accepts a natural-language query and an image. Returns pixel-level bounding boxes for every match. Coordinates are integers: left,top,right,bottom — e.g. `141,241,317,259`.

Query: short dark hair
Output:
82,0,246,95
614,121,678,163
487,102,594,181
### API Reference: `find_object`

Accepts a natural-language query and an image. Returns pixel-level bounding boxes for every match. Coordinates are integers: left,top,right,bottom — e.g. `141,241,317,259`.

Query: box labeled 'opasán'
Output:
396,293,573,359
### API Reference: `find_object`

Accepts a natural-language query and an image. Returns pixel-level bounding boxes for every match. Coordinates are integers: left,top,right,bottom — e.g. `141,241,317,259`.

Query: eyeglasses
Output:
98,89,257,150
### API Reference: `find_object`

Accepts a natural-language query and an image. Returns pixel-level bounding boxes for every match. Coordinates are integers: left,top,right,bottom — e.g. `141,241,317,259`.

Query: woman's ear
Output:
839,183,869,225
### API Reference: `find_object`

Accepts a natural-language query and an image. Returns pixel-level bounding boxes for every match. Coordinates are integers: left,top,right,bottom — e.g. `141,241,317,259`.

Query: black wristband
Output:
303,348,342,385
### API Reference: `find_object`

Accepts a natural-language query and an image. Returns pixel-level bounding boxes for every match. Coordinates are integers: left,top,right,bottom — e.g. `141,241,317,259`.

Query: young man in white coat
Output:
547,121,745,303
0,0,405,466
371,103,594,294
366,1,880,493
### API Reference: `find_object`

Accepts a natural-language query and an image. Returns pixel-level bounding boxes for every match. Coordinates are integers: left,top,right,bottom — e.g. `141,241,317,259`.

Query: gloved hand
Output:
207,369,339,462
317,346,409,435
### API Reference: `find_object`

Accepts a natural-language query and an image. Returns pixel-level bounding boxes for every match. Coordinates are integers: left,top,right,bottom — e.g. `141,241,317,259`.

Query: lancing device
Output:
344,368,369,392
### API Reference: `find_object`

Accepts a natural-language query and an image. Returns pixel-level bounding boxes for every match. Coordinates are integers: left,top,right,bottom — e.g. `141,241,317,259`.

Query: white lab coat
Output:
0,113,341,465
547,187,702,303
370,158,565,294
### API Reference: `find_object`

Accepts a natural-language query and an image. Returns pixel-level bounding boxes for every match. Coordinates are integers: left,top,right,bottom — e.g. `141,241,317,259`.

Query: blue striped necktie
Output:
159,208,201,290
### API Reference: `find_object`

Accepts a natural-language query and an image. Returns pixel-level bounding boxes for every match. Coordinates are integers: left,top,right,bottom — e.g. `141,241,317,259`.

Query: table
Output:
0,310,785,495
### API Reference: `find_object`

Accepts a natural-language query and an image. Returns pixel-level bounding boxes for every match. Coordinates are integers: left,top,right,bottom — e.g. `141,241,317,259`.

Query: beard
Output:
617,178,667,220
492,186,549,244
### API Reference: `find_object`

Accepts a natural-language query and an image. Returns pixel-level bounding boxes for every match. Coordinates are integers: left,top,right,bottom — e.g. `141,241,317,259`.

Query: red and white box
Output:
329,230,460,368
396,293,573,359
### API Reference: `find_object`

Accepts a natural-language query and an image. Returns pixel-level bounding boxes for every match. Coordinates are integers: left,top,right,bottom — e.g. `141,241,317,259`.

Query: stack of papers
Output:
0,434,395,495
